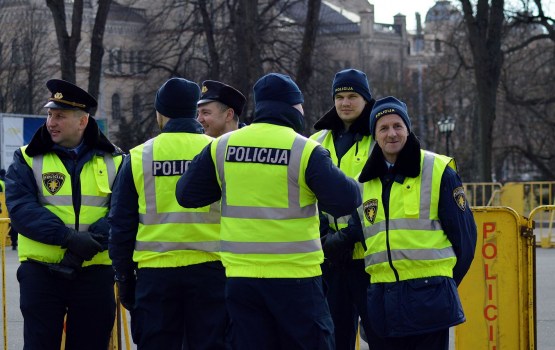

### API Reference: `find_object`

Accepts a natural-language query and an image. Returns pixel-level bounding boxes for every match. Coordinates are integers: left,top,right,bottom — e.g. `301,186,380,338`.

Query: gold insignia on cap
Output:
202,86,208,94
453,186,467,211
363,198,378,224
54,92,63,99
335,86,354,93
42,172,66,195
375,108,396,119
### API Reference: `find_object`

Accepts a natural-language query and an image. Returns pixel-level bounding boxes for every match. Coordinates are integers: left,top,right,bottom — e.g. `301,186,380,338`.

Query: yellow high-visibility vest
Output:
311,129,375,259
361,150,457,283
212,123,322,278
20,146,122,265
131,133,221,268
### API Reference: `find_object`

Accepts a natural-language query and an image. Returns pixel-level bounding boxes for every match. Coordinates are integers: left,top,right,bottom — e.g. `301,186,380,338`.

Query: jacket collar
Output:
162,118,204,134
358,133,422,183
25,117,117,157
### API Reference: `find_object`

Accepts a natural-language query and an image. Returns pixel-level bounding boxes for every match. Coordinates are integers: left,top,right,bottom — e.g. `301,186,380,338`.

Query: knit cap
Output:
331,69,372,102
155,78,200,118
369,96,411,137
253,73,304,105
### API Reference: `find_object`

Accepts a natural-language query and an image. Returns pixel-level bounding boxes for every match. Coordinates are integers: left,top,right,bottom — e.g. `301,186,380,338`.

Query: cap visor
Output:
197,98,217,106
43,101,80,110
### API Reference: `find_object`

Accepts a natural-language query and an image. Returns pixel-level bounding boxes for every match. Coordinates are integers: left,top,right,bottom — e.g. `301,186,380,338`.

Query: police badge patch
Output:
42,172,65,195
363,199,378,224
453,186,467,211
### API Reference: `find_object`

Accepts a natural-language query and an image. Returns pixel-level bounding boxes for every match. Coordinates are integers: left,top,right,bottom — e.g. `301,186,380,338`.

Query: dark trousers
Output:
226,276,335,350
132,261,228,350
8,226,17,249
322,259,371,350
365,327,450,350
17,262,115,350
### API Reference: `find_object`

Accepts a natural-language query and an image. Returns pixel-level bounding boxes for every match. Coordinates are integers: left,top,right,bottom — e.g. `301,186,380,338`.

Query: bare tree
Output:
295,0,322,93
0,4,53,114
459,0,505,182
45,0,112,108
88,1,113,104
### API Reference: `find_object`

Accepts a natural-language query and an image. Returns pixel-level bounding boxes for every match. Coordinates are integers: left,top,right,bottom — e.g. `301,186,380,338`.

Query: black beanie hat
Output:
155,78,200,119
332,69,372,102
253,73,304,105
369,96,411,137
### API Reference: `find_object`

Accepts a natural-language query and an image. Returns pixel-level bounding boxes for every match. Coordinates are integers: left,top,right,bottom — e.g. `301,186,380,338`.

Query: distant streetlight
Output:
437,116,456,155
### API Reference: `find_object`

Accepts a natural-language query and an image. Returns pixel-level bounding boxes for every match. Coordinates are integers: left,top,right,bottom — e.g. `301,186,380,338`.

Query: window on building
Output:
11,39,20,64
109,48,122,73
112,93,121,120
434,39,441,53
23,37,31,65
133,94,142,119
129,51,137,74
137,51,146,73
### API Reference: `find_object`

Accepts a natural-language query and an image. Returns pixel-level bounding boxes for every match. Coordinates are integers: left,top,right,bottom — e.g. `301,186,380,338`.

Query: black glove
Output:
62,229,102,261
50,250,84,280
322,229,355,265
116,273,136,311
89,219,110,250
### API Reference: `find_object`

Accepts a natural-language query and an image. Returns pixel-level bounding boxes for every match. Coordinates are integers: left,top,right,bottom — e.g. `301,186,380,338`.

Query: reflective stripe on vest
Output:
131,133,221,267
362,151,456,282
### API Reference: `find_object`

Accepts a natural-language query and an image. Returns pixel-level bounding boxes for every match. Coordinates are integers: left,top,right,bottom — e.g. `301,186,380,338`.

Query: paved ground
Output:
2,247,555,349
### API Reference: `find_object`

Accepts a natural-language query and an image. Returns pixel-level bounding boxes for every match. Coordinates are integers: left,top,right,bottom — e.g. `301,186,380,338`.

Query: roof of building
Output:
425,0,461,23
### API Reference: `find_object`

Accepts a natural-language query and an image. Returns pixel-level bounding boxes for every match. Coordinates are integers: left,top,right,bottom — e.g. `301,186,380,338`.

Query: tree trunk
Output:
295,0,321,93
45,0,84,83
460,0,505,181
88,0,113,114
199,0,220,80
232,0,264,118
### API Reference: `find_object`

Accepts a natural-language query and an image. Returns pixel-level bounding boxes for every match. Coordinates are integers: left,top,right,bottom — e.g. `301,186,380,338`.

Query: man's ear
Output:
225,108,235,122
79,112,89,130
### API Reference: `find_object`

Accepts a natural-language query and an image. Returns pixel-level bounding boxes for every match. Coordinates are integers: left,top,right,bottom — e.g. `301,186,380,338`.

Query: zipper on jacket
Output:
383,176,400,281
69,153,81,230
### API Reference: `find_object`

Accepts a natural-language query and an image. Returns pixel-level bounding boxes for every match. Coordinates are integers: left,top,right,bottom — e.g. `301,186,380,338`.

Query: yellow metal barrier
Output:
455,207,535,350
529,205,555,248
1,217,11,350
501,181,555,217
113,285,133,350
463,182,503,207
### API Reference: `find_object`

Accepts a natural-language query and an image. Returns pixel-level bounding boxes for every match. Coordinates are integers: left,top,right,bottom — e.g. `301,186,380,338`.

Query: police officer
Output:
311,68,376,349
176,73,362,350
5,79,124,350
197,80,247,137
109,78,227,349
358,96,477,349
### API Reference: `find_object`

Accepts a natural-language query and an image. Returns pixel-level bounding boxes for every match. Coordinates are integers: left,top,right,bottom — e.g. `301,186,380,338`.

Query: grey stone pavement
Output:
2,247,555,349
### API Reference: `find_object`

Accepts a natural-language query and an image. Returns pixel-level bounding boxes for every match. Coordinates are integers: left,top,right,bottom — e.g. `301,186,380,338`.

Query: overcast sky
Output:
370,0,555,31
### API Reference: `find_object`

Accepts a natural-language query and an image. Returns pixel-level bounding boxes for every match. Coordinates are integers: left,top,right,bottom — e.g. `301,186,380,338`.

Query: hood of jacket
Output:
25,117,119,157
358,132,421,183
162,117,205,134
252,100,305,133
